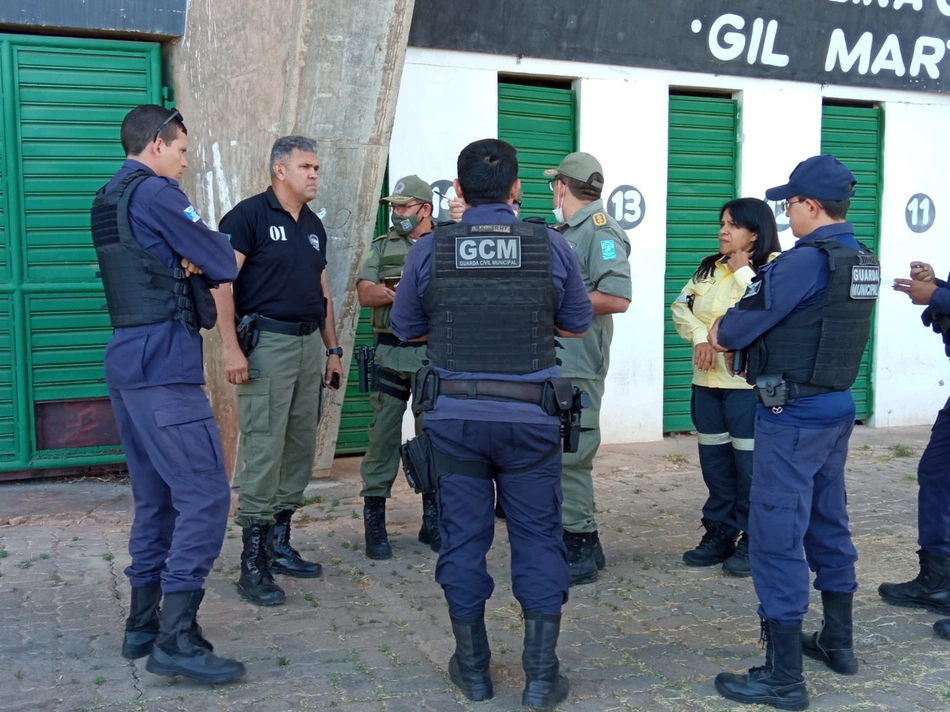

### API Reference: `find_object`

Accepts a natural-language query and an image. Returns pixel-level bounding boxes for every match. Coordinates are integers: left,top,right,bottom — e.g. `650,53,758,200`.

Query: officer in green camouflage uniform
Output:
544,153,632,585
357,175,435,559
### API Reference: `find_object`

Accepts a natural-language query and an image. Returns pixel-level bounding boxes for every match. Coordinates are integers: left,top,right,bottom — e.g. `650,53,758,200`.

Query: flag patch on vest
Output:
850,265,881,299
455,236,521,268
183,205,201,222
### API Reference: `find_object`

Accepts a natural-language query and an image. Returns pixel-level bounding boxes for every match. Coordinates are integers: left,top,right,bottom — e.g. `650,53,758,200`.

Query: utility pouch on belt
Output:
754,374,788,407
541,378,574,416
357,345,375,393
400,433,438,494
236,313,260,357
411,366,440,417
190,275,219,330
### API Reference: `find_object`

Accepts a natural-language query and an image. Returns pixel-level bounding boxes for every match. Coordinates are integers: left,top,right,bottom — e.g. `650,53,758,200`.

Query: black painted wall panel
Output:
409,0,950,94
0,0,186,38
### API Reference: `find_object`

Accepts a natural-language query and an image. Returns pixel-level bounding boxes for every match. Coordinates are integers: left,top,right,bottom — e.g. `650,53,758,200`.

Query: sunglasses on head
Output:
153,109,183,143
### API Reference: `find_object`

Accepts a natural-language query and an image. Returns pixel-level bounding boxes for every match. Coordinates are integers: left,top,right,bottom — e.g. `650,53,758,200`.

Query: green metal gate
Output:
663,94,740,432
498,81,576,221
336,171,390,455
821,103,883,421
0,34,161,474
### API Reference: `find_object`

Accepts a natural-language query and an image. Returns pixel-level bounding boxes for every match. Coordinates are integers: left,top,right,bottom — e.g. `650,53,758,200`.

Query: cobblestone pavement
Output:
2,425,950,712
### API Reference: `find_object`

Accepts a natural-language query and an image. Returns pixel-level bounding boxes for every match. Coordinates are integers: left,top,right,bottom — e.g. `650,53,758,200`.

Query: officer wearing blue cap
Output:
881,262,950,637
90,104,244,683
709,154,880,710
391,138,593,708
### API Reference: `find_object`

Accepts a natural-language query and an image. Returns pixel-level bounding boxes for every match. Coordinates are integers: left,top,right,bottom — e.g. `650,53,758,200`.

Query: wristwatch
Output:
326,347,344,357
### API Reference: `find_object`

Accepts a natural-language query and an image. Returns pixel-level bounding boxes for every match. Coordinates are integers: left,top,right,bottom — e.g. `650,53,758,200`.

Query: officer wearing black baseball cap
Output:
708,153,880,710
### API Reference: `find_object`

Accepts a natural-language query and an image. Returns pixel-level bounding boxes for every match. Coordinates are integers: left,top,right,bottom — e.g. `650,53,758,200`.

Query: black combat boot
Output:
802,591,858,675
448,614,494,701
564,531,598,586
184,589,214,653
122,583,162,659
363,496,392,560
268,509,322,578
715,619,809,711
683,518,738,567
879,549,950,614
237,525,285,606
722,531,752,577
418,493,442,553
591,530,606,571
522,610,570,709
145,590,245,684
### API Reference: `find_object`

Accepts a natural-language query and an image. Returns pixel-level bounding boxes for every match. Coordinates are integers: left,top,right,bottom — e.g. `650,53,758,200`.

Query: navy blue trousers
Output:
110,384,230,594
749,413,858,625
919,396,950,557
428,419,569,618
691,386,755,532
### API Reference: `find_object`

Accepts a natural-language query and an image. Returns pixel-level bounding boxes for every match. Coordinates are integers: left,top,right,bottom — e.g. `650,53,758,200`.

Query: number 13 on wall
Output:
607,184,646,230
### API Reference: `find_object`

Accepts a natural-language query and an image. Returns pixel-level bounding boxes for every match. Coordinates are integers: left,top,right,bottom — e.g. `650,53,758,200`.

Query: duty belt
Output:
753,379,837,405
437,379,545,406
375,332,425,348
255,316,321,336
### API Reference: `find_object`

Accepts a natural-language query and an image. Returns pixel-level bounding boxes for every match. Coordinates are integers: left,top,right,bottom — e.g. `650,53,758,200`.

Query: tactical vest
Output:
423,221,559,374
746,239,880,391
90,171,198,331
371,231,414,333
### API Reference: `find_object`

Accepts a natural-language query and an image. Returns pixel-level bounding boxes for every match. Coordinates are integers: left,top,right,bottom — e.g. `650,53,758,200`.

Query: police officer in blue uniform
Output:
709,155,880,710
881,261,950,637
391,139,592,709
90,105,244,683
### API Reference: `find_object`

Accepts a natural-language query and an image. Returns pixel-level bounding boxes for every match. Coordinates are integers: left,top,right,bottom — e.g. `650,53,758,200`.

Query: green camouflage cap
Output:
380,175,433,205
543,152,604,190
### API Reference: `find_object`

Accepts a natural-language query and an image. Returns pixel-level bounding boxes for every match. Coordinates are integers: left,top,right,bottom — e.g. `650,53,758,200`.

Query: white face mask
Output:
552,187,564,223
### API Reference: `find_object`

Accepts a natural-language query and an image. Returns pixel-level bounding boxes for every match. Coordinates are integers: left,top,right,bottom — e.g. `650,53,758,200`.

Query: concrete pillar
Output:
171,0,415,476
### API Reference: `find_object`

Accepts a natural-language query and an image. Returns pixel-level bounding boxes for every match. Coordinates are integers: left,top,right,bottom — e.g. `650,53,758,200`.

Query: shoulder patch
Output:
742,281,762,299
600,239,617,261
365,249,375,259
183,205,201,223
592,212,608,227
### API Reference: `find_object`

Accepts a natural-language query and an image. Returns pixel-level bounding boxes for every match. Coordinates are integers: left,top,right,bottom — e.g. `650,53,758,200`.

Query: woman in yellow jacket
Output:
671,198,781,577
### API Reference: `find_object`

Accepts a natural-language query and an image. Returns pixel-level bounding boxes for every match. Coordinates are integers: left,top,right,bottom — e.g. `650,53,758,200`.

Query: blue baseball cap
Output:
765,154,857,201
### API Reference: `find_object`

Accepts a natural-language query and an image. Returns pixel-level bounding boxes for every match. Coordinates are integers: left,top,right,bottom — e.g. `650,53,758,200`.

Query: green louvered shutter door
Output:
821,103,883,422
0,118,13,457
498,82,576,222
664,94,739,432
2,35,160,470
336,169,389,455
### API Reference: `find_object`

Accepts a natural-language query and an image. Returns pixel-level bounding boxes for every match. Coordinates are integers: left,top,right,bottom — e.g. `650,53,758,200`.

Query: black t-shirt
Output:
221,187,328,322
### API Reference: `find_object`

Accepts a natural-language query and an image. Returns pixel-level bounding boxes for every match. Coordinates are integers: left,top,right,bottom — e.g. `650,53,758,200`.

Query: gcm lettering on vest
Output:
455,236,522,269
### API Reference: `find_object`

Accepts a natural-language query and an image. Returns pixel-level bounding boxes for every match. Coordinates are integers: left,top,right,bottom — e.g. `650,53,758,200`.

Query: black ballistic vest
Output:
90,171,199,331
423,221,559,374
746,239,880,391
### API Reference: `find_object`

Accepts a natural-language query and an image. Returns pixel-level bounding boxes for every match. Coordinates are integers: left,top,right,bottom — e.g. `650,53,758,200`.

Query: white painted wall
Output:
575,77,669,443
389,47,950,440
737,87,823,252
872,101,950,427
389,61,498,223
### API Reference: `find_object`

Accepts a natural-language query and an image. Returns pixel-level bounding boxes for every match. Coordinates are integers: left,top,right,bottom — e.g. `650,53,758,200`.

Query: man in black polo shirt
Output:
212,135,344,606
